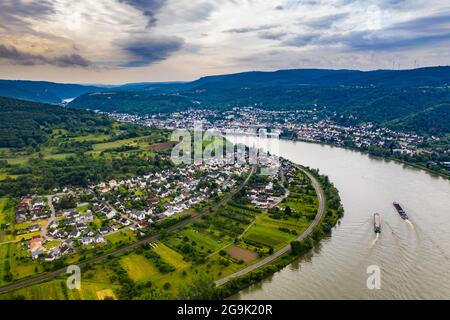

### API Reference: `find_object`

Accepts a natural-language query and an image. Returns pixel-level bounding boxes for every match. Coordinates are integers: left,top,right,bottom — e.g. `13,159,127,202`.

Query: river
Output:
228,136,450,299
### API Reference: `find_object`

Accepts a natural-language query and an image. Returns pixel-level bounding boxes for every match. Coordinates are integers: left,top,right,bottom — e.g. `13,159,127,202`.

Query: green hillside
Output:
0,97,111,148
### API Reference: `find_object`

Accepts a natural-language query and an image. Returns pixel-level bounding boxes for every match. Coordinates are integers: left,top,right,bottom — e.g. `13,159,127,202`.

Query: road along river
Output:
228,135,450,299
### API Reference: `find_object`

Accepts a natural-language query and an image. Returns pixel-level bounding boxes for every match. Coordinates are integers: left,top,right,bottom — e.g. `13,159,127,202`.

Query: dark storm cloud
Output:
121,36,184,67
118,0,166,27
226,24,279,34
0,45,91,67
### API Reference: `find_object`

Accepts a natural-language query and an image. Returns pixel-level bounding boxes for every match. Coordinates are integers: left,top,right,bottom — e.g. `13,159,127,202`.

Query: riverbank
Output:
0,160,343,300
215,166,343,299
285,137,449,180
229,136,450,299
215,165,325,286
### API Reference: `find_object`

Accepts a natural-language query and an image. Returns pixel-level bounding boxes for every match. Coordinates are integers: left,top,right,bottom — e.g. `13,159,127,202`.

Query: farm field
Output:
153,243,189,269
0,198,13,225
0,278,119,300
106,229,137,247
243,224,293,249
120,253,159,282
226,245,258,262
0,164,322,300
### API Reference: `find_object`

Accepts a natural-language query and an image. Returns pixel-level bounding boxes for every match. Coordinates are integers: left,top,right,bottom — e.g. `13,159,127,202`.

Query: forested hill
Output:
0,80,105,104
388,103,450,136
68,84,450,135
186,66,450,89
0,96,111,148
2,66,450,135
5,66,450,105
69,91,195,114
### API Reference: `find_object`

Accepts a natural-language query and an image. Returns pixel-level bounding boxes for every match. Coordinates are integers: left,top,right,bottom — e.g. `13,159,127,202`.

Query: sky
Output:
0,0,449,84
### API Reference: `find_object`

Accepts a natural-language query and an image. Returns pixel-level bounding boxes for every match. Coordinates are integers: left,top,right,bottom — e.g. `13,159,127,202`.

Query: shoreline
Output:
215,164,343,299
215,164,326,287
280,136,450,180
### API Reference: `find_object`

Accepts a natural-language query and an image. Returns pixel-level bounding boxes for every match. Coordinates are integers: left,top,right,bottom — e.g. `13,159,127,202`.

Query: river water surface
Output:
229,136,450,299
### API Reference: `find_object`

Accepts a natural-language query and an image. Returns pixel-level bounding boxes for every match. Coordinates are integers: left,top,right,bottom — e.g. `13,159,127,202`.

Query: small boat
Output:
373,213,381,233
393,202,408,220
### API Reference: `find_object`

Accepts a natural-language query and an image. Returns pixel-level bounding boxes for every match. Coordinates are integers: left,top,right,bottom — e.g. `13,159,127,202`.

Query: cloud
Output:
178,2,215,22
54,54,92,67
388,12,450,33
121,36,184,67
301,12,349,29
0,44,91,67
0,0,54,30
0,0,54,17
282,33,322,47
225,24,279,34
118,0,167,27
328,31,450,51
258,31,288,41
281,11,450,52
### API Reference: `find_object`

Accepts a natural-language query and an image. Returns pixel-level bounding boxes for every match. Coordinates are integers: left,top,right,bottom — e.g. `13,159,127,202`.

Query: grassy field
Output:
0,173,19,181
69,134,111,143
0,198,12,225
0,280,74,300
44,153,76,161
1,157,29,165
153,243,189,269
179,228,223,253
91,136,151,152
0,243,11,286
120,253,159,282
0,278,119,300
243,224,293,248
105,229,137,246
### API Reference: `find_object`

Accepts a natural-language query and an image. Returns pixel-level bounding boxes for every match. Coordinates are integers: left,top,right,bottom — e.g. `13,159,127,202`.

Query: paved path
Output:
41,195,56,238
215,165,326,286
0,166,255,294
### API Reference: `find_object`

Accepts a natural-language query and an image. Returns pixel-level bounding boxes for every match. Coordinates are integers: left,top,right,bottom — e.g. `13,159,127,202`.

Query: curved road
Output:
0,166,256,294
215,165,326,286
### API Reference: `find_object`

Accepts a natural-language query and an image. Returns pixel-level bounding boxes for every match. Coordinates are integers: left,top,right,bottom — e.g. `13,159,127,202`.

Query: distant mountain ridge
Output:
1,66,450,135
67,66,449,136
0,80,106,104
186,66,450,89
2,66,450,105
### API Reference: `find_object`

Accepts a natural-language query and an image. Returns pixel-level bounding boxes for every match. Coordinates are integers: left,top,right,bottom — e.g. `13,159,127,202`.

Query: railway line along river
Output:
228,135,450,299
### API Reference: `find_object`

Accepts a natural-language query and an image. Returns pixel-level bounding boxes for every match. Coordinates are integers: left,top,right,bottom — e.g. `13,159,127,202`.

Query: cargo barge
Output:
373,213,381,233
393,202,408,220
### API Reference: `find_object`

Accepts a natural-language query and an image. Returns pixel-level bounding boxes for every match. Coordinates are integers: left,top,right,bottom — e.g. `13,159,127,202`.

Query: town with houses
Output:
7,105,448,266
105,107,449,172
14,158,255,262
